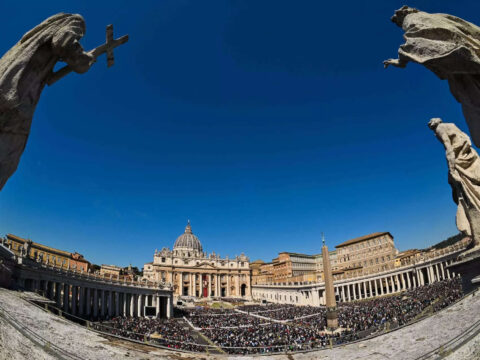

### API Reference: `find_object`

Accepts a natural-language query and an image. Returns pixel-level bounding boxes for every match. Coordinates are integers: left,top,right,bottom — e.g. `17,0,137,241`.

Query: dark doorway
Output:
183,286,188,296
241,284,247,297
221,287,226,297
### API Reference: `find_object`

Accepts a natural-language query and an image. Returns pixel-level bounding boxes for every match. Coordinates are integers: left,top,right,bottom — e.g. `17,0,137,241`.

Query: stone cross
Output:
47,24,129,85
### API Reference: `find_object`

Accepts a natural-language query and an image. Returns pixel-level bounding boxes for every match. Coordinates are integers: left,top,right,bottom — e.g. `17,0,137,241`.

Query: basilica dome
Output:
173,222,203,252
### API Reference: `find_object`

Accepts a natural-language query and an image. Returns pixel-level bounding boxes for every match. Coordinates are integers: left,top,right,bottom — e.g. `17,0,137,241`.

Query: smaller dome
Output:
173,222,203,252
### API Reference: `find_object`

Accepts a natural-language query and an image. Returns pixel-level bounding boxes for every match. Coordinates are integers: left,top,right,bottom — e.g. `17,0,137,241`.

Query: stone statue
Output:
0,13,128,191
384,6,480,147
428,118,480,246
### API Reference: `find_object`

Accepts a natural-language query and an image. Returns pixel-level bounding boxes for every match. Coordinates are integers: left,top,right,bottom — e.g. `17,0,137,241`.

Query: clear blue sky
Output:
0,0,478,268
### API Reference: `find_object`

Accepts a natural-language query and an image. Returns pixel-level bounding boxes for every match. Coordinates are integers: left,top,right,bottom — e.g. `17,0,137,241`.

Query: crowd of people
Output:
94,317,206,352
96,278,463,354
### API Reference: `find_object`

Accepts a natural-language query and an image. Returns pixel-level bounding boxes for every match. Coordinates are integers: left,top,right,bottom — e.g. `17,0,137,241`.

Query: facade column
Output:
93,289,98,318
341,286,346,302
352,283,357,300
123,293,127,316
379,279,384,295
115,292,120,317
167,296,172,319
208,274,212,297
426,267,432,284
86,288,91,317
374,279,378,296
368,280,372,298
227,274,231,297
362,282,367,298
235,274,240,297
178,272,183,296
63,283,69,313
446,265,451,279
217,274,220,297
346,284,351,301
412,273,417,288
440,262,445,280
406,272,411,289
189,273,193,296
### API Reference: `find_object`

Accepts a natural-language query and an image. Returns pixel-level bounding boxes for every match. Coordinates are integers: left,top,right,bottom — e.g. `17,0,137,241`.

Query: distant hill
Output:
430,233,465,250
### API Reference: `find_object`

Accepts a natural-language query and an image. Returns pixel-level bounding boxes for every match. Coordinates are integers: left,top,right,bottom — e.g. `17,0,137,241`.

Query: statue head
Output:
392,6,419,26
428,118,443,130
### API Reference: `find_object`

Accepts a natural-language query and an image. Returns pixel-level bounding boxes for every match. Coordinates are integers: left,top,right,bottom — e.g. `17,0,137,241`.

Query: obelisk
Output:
322,233,338,329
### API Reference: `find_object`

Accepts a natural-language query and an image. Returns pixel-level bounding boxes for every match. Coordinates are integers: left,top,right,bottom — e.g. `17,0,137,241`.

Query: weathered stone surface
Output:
0,13,94,191
428,118,480,245
384,6,480,147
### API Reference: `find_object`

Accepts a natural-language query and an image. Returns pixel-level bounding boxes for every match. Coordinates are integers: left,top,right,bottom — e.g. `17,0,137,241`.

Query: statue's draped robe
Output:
0,13,87,190
398,11,480,147
438,123,480,235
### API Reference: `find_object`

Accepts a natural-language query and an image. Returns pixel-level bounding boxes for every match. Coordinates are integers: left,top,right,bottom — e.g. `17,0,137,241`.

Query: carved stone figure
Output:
428,118,480,245
0,14,128,191
385,6,480,147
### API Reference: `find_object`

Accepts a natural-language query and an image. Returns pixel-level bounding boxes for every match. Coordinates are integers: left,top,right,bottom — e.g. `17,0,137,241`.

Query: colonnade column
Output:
440,262,445,279
78,287,84,316
101,290,106,318
56,282,62,307
86,288,91,317
341,286,346,302
93,289,98,318
72,286,77,315
155,295,160,317
63,283,69,313
108,291,113,318
115,292,120,316
130,293,135,317
346,284,351,301
137,294,142,317
123,293,127,316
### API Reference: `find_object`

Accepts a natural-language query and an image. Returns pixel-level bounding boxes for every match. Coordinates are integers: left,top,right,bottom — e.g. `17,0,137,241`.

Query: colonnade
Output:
23,279,172,320
253,258,458,306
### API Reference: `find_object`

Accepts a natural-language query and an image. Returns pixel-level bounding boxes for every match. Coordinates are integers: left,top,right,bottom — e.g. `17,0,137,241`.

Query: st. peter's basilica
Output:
143,222,251,299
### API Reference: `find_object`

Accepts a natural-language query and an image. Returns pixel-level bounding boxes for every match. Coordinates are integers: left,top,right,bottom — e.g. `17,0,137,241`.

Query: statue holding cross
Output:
0,13,128,191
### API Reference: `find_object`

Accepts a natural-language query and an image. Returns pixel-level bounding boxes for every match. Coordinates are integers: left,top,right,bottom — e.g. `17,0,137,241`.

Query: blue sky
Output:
0,0,478,268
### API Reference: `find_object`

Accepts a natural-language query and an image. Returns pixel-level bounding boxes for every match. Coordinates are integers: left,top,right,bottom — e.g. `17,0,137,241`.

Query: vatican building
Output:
143,222,251,299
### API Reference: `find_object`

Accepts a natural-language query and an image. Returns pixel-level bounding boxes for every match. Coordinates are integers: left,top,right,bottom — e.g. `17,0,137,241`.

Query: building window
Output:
161,257,166,263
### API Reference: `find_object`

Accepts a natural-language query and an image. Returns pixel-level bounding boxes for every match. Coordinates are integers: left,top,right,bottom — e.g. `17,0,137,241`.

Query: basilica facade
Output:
143,222,251,299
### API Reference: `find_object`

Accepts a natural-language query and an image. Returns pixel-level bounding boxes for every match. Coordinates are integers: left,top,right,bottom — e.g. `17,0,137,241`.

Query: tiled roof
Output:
335,232,392,248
